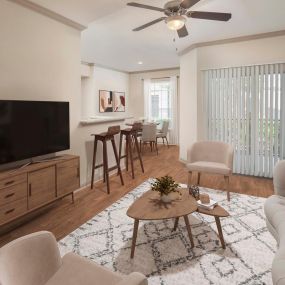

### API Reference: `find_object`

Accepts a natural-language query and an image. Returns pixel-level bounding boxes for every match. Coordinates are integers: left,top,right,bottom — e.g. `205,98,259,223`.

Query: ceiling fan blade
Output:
127,2,165,12
180,0,201,9
177,25,189,38
187,11,232,21
133,17,166,31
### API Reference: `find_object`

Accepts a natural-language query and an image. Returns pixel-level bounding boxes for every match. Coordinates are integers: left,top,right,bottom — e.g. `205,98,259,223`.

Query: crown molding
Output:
81,62,180,75
93,63,129,74
81,62,129,74
7,0,87,31
81,61,94,67
178,30,285,56
129,67,180,75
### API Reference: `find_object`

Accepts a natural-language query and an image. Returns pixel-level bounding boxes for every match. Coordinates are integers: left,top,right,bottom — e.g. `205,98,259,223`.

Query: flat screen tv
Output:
0,100,70,165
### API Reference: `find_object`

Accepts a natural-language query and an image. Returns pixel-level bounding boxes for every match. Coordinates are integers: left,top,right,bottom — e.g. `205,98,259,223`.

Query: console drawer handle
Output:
5,193,15,199
5,209,15,215
4,180,14,186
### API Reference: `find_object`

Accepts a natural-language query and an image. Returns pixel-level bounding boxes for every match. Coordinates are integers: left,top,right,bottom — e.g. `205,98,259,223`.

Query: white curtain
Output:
204,63,285,178
143,79,151,120
169,76,179,145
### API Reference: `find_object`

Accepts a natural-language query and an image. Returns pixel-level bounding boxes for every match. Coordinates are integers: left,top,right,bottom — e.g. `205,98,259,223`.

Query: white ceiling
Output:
30,0,285,72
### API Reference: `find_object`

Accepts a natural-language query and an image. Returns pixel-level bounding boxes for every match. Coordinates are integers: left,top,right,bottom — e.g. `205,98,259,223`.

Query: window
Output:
149,79,171,124
144,76,179,145
203,63,285,178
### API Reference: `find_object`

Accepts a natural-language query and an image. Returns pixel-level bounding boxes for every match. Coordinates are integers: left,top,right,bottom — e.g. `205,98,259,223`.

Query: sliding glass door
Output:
204,63,285,177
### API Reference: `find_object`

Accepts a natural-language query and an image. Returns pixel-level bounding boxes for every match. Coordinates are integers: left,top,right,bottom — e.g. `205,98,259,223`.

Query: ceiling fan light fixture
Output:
166,15,186,31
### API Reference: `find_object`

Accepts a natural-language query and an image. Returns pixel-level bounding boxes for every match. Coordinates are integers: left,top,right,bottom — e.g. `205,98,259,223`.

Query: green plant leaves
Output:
151,175,180,196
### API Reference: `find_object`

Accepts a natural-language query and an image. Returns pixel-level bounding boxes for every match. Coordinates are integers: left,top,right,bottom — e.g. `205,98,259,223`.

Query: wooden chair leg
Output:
103,147,106,183
165,136,169,148
162,137,165,145
103,140,110,194
224,175,230,201
111,138,124,186
118,133,123,174
91,138,98,190
188,171,192,187
125,135,129,171
155,142,158,155
128,136,135,179
197,172,201,185
134,134,144,173
141,140,144,154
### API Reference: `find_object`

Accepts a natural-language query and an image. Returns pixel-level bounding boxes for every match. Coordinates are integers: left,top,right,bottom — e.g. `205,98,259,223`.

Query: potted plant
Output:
151,175,180,203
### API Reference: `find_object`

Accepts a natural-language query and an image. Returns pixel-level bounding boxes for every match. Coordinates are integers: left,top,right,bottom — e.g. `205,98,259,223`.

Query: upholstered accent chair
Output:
264,160,285,285
186,141,234,201
0,231,148,285
156,120,169,147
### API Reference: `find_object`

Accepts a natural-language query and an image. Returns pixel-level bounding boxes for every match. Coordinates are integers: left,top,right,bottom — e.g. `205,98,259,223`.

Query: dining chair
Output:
156,120,169,148
140,124,158,155
134,121,143,138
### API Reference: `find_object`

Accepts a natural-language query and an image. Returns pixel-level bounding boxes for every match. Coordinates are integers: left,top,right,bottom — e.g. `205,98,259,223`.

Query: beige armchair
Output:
264,160,285,285
0,231,148,285
186,141,234,201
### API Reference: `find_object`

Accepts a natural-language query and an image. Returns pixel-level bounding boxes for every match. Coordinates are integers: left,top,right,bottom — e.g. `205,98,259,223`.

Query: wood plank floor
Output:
0,146,273,247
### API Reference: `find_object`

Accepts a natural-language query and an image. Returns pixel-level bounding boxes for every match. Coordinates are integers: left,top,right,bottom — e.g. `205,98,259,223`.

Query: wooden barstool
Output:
91,125,124,194
119,123,144,179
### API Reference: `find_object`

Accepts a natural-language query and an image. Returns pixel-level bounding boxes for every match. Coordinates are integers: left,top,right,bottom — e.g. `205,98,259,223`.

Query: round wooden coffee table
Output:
127,190,197,258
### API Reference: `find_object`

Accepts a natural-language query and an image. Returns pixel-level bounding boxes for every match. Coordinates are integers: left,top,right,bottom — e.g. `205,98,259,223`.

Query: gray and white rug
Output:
59,180,276,285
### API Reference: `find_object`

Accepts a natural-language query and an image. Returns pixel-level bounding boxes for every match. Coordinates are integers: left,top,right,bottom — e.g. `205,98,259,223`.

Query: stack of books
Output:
197,199,218,210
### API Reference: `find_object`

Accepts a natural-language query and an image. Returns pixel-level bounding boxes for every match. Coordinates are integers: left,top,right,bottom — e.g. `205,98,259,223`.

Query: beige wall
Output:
129,69,180,118
0,1,130,186
198,35,285,70
179,50,198,161
81,65,130,119
79,65,130,185
179,35,285,161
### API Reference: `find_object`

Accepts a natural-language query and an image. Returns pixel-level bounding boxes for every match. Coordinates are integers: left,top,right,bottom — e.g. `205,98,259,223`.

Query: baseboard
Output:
179,158,188,164
76,165,127,193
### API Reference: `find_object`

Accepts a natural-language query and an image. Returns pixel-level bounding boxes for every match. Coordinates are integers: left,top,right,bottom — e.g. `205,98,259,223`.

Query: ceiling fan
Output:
127,0,232,38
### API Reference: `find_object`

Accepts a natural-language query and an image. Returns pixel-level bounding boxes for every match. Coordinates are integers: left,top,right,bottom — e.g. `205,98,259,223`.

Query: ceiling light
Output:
138,61,143,65
166,15,186,31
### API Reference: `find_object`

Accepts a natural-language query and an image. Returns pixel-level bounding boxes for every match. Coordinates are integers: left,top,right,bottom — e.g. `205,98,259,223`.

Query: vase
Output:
160,192,178,203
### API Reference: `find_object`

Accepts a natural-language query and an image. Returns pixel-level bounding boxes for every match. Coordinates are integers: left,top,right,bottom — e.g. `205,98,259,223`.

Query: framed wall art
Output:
99,90,113,113
113,91,125,112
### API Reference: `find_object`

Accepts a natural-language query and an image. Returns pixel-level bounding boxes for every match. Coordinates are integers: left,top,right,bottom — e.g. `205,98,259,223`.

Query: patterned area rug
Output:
59,180,276,285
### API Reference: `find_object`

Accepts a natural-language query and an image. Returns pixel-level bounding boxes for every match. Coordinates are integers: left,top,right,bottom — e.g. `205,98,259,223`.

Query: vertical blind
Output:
203,63,285,178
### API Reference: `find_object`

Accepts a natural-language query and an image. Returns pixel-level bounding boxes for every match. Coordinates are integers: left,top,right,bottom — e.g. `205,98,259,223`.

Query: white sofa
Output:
264,160,285,285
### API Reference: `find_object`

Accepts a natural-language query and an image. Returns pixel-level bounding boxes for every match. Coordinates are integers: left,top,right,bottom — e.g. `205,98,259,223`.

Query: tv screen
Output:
0,100,70,165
